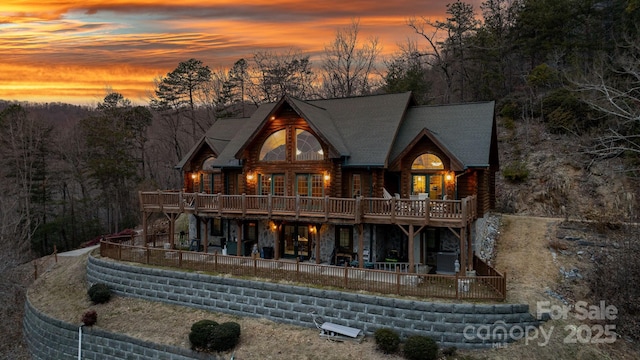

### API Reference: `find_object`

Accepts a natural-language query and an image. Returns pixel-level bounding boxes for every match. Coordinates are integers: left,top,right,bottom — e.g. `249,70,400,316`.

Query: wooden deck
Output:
139,191,477,227
100,240,506,301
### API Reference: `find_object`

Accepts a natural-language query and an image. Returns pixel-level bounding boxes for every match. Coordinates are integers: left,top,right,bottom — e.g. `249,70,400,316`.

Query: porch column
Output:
167,213,177,249
466,225,473,271
142,212,148,248
408,225,415,273
203,219,209,253
315,225,321,264
357,224,364,268
459,226,467,276
274,223,280,260
237,221,243,256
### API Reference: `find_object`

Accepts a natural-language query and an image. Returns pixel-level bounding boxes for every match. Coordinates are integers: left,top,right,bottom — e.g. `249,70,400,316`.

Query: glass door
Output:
282,224,310,260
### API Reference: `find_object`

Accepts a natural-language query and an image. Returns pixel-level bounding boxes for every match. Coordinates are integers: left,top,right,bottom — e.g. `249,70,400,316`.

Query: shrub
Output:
403,335,439,360
81,310,97,326
88,283,111,304
373,328,400,354
209,322,241,352
189,320,219,350
442,346,457,357
502,161,529,183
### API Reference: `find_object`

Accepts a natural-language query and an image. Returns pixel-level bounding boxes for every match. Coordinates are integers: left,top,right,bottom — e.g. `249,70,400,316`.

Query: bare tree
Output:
249,49,316,103
572,36,640,173
321,19,381,98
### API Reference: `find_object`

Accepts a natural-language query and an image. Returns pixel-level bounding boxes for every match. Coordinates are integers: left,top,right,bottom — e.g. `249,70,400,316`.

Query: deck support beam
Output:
357,224,364,268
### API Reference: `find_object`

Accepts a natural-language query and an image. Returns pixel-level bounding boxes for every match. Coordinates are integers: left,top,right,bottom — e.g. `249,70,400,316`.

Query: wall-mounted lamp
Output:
324,173,330,181
246,172,255,181
270,221,277,231
191,173,197,180
445,173,453,182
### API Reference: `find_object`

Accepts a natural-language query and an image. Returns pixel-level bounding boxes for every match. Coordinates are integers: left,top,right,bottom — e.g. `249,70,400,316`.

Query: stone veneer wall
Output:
86,255,539,350
23,298,220,360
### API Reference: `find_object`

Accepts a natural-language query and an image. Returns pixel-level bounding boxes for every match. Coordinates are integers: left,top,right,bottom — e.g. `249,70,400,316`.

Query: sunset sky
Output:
0,1,482,106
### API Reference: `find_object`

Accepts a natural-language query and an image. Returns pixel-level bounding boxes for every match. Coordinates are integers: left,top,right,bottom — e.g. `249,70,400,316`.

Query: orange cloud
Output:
0,0,483,105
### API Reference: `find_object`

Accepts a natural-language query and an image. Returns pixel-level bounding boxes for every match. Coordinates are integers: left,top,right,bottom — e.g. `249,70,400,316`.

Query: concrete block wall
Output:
86,255,539,349
23,298,220,360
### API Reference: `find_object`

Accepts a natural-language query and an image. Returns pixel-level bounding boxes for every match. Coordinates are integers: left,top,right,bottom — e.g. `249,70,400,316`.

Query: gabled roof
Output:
306,92,413,166
178,92,496,172
390,101,496,169
176,115,260,170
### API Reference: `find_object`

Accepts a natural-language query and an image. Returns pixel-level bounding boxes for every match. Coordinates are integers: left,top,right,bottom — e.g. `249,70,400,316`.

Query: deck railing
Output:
100,240,506,301
139,191,477,225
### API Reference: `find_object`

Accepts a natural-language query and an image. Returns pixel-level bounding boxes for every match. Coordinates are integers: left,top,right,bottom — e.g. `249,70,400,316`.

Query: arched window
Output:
411,153,444,170
202,156,216,170
260,129,287,161
296,129,323,161
411,153,444,199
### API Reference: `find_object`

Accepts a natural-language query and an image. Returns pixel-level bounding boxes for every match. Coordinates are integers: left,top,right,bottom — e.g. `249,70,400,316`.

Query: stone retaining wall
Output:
23,298,219,360
87,255,539,350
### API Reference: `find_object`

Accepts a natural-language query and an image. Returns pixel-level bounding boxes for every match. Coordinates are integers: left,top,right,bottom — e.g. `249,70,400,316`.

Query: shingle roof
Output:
306,92,413,166
390,101,496,168
179,93,495,171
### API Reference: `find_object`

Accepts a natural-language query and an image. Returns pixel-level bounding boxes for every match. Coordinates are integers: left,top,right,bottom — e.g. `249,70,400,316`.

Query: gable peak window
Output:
412,153,444,170
260,129,287,161
296,129,324,161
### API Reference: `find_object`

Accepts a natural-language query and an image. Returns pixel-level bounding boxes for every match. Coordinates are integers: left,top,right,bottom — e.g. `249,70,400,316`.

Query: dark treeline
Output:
1,0,639,262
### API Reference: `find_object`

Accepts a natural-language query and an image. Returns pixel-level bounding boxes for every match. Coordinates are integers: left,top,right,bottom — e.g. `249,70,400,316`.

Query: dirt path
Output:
492,215,561,308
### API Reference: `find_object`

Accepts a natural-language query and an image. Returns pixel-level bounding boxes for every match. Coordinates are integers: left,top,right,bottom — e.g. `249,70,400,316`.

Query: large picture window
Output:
260,129,287,161
412,153,444,170
296,129,323,161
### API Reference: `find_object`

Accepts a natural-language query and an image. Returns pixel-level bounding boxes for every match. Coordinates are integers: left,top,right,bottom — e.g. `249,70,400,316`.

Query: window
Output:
210,218,222,236
412,174,443,199
412,153,444,170
296,174,323,197
352,174,362,197
259,174,285,195
336,226,353,252
260,129,287,161
296,129,323,161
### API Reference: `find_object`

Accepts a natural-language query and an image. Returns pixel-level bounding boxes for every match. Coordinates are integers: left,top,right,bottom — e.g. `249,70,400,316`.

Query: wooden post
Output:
408,224,415,273
203,218,209,253
460,226,467,276
357,224,364,268
142,211,148,248
466,226,473,272
274,222,280,260
315,226,321,264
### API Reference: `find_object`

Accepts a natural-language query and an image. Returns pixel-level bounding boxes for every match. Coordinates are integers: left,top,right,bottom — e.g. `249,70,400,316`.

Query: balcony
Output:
139,191,477,228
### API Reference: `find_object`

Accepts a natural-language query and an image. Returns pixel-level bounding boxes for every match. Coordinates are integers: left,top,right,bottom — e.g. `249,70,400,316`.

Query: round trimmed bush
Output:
402,335,438,360
209,322,241,352
374,328,400,354
87,283,111,304
189,320,219,350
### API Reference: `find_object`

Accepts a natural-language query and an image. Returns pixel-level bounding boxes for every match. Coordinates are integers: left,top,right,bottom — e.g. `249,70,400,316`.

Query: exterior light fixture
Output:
246,172,254,181
445,173,453,182
191,173,197,180
324,173,330,181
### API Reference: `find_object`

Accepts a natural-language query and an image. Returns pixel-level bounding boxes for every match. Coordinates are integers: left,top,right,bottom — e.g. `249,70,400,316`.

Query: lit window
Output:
260,130,287,161
412,154,444,170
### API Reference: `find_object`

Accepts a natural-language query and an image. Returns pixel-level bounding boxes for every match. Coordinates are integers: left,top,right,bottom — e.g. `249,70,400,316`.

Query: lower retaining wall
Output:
87,255,539,350
23,298,219,360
